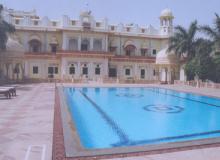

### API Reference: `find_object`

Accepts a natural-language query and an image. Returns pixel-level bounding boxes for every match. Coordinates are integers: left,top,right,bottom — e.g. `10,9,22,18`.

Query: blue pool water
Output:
64,87,220,149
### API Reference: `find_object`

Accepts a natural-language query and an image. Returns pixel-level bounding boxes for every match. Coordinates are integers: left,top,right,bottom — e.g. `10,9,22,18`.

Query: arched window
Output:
69,64,75,75
82,64,88,75
95,64,101,75
29,39,41,53
124,41,136,56
81,39,90,51
93,39,102,51
124,45,136,56
69,39,78,51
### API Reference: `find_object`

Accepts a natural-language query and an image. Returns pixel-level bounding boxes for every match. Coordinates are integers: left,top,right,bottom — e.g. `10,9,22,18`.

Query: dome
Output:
156,47,177,65
6,37,25,53
80,10,91,17
160,9,173,18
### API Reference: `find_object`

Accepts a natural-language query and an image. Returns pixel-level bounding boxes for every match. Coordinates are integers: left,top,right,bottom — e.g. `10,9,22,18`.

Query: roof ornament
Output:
85,2,92,15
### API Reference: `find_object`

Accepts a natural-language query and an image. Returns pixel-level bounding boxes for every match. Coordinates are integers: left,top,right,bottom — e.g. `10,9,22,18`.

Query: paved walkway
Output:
162,84,220,98
111,146,220,160
0,83,54,160
0,83,219,160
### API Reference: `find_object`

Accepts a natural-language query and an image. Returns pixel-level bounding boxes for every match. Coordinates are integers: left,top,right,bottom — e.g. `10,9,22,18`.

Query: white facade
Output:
1,7,178,83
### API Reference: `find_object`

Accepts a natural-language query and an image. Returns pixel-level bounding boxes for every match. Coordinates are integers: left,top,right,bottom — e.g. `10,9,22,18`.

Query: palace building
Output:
1,7,181,83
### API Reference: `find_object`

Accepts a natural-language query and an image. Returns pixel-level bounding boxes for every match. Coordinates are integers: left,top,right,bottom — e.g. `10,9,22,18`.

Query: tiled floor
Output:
111,146,220,160
0,83,219,160
0,83,54,160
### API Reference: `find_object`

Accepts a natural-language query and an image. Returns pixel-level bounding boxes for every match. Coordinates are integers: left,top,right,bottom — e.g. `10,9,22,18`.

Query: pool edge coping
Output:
53,86,220,160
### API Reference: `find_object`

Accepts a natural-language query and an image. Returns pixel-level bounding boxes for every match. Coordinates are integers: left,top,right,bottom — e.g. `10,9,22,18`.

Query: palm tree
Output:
200,13,220,53
168,21,198,61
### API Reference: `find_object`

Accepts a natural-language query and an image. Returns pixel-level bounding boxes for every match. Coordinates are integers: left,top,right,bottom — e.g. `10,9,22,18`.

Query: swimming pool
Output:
64,87,220,150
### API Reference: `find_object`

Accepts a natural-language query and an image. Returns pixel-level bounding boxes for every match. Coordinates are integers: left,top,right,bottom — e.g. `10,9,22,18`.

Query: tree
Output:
200,13,220,53
0,4,15,51
168,21,198,61
200,13,220,83
184,38,216,81
213,56,220,83
184,58,198,81
0,4,15,79
194,39,215,81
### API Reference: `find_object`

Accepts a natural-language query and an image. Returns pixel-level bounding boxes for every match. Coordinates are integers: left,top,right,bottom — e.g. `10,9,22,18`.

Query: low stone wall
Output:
18,78,160,84
174,80,220,89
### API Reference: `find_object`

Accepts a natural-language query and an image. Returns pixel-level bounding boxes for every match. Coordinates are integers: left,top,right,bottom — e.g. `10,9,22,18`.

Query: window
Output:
152,49,157,55
125,68,130,76
52,21,57,26
15,19,20,25
109,46,117,52
69,39,78,51
33,66,38,74
82,67,88,75
95,65,100,75
34,21,38,25
51,45,57,53
96,22,101,27
93,39,102,51
81,39,90,51
141,69,145,79
54,67,58,74
111,26,115,31
141,29,145,33
124,45,135,56
29,39,41,53
48,66,58,75
153,69,156,76
126,50,131,56
71,20,76,25
69,65,75,75
141,49,147,56
109,68,117,77
48,67,53,74
126,27,130,32
82,64,88,75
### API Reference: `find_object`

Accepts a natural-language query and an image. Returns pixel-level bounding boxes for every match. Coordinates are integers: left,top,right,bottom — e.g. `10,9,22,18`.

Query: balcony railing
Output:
82,22,91,31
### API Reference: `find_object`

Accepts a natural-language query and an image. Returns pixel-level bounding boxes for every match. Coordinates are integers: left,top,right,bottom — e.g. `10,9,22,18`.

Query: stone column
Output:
61,58,67,80
78,36,81,51
134,64,138,80
44,30,48,52
24,33,29,52
62,33,68,50
88,62,93,79
24,61,29,77
102,37,106,51
90,37,94,51
76,62,81,78
103,60,108,78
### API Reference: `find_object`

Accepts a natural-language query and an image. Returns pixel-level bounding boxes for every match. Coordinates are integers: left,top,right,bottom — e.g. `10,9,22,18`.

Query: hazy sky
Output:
1,0,220,28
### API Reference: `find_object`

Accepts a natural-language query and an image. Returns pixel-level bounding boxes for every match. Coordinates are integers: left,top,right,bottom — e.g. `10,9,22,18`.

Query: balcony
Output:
56,50,114,59
82,22,91,31
109,46,117,53
24,52,59,59
111,55,156,63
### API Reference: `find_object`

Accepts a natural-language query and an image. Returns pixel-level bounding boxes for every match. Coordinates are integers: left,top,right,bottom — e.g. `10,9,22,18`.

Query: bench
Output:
1,87,16,96
0,88,11,99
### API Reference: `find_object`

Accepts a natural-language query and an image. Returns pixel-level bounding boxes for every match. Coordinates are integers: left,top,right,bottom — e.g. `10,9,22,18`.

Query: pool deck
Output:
0,83,55,160
0,83,220,160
